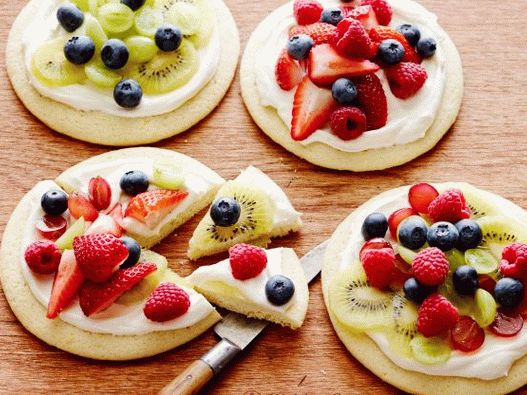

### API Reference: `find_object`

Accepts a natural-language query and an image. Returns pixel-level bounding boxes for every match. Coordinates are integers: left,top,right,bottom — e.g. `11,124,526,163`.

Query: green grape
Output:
56,217,86,251
397,245,416,265
152,159,185,190
97,3,134,34
125,36,158,63
473,289,497,328
134,6,163,38
465,249,498,274
446,249,465,271
166,2,201,36
85,61,122,88
71,0,90,12
83,14,108,49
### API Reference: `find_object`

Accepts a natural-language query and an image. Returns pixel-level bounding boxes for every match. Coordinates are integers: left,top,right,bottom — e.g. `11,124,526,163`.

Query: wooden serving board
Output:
1,0,526,393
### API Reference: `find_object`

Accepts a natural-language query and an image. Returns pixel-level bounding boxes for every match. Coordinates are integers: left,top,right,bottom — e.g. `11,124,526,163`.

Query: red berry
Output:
68,192,99,222
275,49,305,91
343,5,379,30
329,106,367,140
450,316,485,352
412,247,449,286
88,176,112,211
289,22,336,45
361,247,395,289
85,214,123,238
25,240,62,274
229,244,268,280
388,207,417,238
417,294,459,337
408,183,439,214
499,243,527,279
478,275,496,295
125,189,189,228
354,73,388,130
489,311,523,337
359,237,392,261
385,62,428,99
360,0,392,25
293,0,323,25
144,283,191,322
369,26,421,63
332,18,373,58
391,254,412,287
428,188,471,223
35,215,67,241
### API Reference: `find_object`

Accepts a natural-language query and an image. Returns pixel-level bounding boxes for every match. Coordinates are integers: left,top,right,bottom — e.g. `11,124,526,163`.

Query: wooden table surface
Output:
1,0,526,393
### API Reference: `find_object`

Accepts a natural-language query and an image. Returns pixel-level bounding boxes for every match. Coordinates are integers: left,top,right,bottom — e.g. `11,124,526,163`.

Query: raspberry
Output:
500,243,527,279
229,244,268,280
360,0,392,26
332,18,372,58
354,74,388,130
417,294,459,337
361,247,395,289
330,106,367,140
293,0,323,25
412,247,449,286
24,240,62,274
143,283,191,322
385,62,428,99
427,189,471,223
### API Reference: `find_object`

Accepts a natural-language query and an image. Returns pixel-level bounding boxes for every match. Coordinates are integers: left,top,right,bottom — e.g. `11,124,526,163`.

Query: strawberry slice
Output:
291,76,337,141
47,250,85,319
85,214,123,237
343,5,379,30
275,49,305,91
308,44,380,86
124,189,189,228
369,26,421,64
79,262,157,316
108,202,124,227
68,192,99,222
289,22,336,45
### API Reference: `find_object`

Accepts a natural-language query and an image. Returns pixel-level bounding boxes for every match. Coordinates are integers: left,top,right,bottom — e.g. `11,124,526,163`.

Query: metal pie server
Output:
159,241,328,395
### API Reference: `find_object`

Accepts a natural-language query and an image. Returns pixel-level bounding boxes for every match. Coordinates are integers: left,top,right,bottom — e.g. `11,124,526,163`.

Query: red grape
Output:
489,311,524,337
388,207,417,238
408,183,439,214
391,254,412,287
88,176,112,210
68,192,99,222
478,275,496,295
35,215,67,241
359,238,392,260
450,316,485,352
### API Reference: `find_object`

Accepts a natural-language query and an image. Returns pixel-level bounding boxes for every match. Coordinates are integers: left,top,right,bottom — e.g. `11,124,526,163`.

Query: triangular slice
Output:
188,166,302,260
189,245,309,329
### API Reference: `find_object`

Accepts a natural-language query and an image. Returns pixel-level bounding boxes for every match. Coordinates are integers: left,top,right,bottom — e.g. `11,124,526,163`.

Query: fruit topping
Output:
452,265,478,296
388,207,417,238
36,215,67,241
331,78,357,105
343,5,379,30
500,243,527,279
134,6,163,38
354,74,387,130
360,0,392,26
410,335,451,365
287,34,314,60
450,316,485,352
120,236,142,269
329,106,366,140
25,240,62,275
56,217,86,251
41,189,68,216
152,159,185,190
114,79,143,108
85,61,122,88
332,18,372,58
320,7,344,26
473,288,497,328
120,170,150,196
68,192,99,222
408,183,439,214
359,237,392,260
397,216,428,250
396,24,421,46
210,197,241,227
101,39,129,70
124,189,188,228
494,278,524,309
88,176,112,211
229,244,268,280
155,24,183,52
416,37,437,58
98,3,134,34
85,214,123,237
121,0,145,12
275,49,305,91
490,311,523,337
464,248,498,274
79,262,157,316
293,0,323,25
64,36,95,65
143,283,191,322
417,294,459,337
165,2,201,36
73,233,129,283
397,245,417,264
477,216,527,260
377,39,405,65
455,219,482,251
412,248,449,287
361,212,388,240
57,4,84,33
427,222,459,252
428,189,471,223
385,62,428,99
289,22,336,45
125,36,157,64
369,26,421,64
478,274,496,295
266,275,296,306
361,247,395,289
403,277,434,304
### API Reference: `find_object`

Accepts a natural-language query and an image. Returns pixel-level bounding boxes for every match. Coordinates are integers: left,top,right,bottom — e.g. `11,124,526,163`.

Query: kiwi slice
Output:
410,335,451,365
72,0,90,12
384,292,418,358
477,215,527,259
328,262,394,331
465,249,498,274
85,61,122,88
126,39,198,94
460,184,501,219
31,38,87,87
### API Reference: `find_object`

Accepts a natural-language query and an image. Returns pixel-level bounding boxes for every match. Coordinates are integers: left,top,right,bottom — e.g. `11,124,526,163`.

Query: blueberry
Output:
287,34,314,60
121,0,145,11
332,78,357,105
114,79,143,108
120,237,141,269
398,216,428,250
155,24,183,52
101,39,129,70
120,170,149,196
453,265,479,295
427,222,459,251
41,190,68,216
57,4,84,33
403,278,434,304
455,219,482,251
320,8,343,26
396,24,421,46
210,198,241,227
416,37,437,58
265,275,295,306
361,212,388,240
377,39,405,65
64,36,95,65
495,278,524,309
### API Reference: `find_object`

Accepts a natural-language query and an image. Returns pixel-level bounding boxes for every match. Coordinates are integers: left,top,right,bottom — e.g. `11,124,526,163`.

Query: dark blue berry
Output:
416,37,437,58
453,265,479,295
287,34,314,60
120,170,149,196
265,275,295,306
455,219,482,251
361,213,388,240
377,39,405,65
114,79,143,108
57,4,84,33
404,277,434,304
331,78,357,105
210,198,241,227
398,216,428,250
121,0,145,11
120,237,141,269
155,25,182,52
320,8,343,25
396,24,421,46
101,39,129,70
41,190,68,216
494,278,524,309
64,36,95,65
427,222,459,251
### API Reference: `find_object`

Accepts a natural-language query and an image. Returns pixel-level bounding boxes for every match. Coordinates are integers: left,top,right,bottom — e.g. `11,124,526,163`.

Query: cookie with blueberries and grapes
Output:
240,0,463,171
6,0,239,146
321,182,527,394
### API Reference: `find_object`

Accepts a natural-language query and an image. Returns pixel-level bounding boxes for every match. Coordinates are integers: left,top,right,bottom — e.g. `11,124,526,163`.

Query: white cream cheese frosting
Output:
254,0,447,152
21,0,221,118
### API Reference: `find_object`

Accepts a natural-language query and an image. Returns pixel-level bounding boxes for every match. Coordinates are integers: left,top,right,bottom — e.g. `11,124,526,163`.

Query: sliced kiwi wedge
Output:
384,292,418,358
459,184,502,219
85,61,122,88
477,215,527,259
410,335,451,365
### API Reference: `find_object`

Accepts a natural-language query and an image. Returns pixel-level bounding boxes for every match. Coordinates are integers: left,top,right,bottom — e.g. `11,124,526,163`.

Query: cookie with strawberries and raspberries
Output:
321,182,527,394
241,0,463,171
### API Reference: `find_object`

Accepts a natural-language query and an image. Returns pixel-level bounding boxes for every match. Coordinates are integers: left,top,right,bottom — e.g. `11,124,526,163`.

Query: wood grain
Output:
0,0,526,393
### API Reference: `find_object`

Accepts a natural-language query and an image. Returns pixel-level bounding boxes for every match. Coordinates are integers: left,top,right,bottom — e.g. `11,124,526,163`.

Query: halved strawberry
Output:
85,214,123,237
289,22,336,45
47,250,85,319
291,76,336,141
275,49,305,91
369,26,421,64
308,44,380,86
343,5,379,30
88,176,112,211
108,202,124,227
124,189,189,228
79,262,157,316
68,193,99,222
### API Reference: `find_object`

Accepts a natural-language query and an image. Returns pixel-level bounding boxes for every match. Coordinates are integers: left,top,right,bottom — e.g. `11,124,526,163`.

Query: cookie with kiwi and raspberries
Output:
322,182,527,394
241,0,463,171
6,0,239,146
